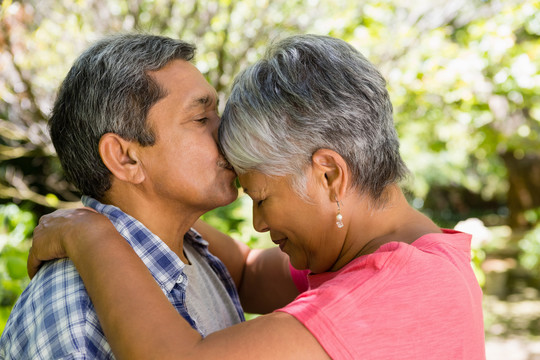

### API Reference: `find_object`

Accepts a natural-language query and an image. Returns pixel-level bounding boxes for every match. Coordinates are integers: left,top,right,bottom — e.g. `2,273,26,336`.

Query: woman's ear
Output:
311,149,349,201
99,133,145,184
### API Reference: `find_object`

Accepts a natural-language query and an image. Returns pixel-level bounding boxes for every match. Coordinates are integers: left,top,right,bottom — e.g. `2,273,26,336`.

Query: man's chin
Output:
208,186,239,210
222,186,239,206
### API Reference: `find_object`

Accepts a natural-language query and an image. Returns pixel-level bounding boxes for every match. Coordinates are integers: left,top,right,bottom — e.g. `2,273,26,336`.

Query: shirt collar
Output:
82,196,201,293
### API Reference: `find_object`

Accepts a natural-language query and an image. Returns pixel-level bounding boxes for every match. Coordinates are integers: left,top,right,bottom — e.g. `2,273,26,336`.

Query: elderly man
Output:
0,34,300,359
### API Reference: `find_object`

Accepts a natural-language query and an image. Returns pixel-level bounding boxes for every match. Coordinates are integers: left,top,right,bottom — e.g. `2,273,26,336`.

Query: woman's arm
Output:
28,210,300,312
30,211,329,360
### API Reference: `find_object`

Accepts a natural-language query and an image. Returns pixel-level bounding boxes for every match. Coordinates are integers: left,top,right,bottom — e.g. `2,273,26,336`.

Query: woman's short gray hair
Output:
220,34,408,205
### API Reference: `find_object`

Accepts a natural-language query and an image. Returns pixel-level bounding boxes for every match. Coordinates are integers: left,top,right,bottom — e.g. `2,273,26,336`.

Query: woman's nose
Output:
252,207,269,233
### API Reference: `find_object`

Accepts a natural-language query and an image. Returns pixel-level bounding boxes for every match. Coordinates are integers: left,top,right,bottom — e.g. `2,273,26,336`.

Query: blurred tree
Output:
1,0,538,226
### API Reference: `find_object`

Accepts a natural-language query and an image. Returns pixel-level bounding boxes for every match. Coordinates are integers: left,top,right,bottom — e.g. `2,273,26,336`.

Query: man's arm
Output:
193,220,301,313
192,219,249,288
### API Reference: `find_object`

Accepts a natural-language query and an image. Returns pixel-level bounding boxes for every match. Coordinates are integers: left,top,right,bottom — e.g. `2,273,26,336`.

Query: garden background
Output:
0,0,539,358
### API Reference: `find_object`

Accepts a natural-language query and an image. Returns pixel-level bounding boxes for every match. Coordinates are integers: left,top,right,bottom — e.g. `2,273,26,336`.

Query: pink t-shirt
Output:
280,230,485,360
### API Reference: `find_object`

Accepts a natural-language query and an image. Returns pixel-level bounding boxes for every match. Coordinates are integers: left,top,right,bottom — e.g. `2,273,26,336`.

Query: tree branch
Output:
0,182,80,209
0,19,47,123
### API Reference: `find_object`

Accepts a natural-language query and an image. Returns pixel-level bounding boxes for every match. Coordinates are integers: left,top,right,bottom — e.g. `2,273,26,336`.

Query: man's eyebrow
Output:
188,94,218,109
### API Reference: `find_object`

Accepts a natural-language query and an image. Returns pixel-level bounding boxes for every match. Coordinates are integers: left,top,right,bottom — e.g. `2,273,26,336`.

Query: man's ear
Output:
311,149,349,201
99,133,145,184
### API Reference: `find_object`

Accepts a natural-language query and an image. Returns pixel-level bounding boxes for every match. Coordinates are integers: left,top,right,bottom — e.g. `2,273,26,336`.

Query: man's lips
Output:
272,238,288,251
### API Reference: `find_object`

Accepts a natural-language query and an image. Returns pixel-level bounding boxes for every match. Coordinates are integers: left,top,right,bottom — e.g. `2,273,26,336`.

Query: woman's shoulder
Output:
408,229,474,269
412,229,472,252
308,229,474,292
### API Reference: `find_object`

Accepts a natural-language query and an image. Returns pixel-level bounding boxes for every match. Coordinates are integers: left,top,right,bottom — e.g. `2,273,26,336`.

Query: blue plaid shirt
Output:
0,196,244,359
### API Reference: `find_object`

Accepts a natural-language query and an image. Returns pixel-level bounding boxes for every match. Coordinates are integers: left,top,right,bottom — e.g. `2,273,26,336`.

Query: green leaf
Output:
6,256,28,280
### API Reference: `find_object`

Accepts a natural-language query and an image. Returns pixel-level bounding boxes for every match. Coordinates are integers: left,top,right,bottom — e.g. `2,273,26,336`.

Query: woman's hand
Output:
28,208,112,278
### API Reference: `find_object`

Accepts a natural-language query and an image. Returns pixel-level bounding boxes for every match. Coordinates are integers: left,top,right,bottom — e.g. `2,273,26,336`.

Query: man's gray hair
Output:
49,34,195,200
220,34,408,205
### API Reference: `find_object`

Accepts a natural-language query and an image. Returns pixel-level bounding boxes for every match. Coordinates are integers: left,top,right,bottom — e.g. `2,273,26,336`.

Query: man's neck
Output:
101,189,200,264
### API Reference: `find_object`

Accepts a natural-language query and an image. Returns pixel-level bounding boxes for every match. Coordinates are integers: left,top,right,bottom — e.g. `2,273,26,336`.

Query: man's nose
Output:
212,118,220,142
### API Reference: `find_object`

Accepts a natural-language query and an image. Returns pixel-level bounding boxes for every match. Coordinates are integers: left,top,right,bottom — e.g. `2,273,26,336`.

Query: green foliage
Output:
0,203,34,331
518,221,540,274
471,246,487,287
201,194,272,249
388,0,540,205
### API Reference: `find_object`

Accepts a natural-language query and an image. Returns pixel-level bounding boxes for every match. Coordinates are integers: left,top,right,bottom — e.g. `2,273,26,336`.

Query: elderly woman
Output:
28,34,485,359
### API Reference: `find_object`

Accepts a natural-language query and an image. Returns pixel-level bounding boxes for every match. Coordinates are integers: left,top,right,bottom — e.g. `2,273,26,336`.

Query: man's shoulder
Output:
24,258,88,303
3,259,91,330
0,259,111,359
